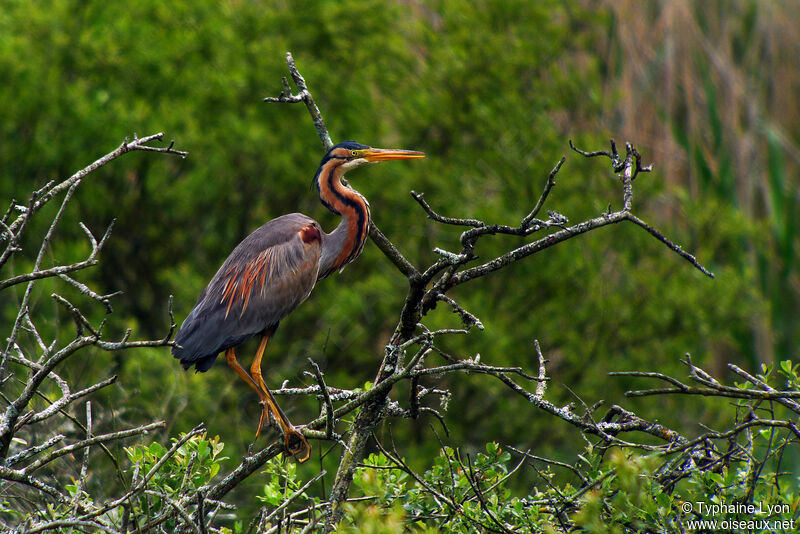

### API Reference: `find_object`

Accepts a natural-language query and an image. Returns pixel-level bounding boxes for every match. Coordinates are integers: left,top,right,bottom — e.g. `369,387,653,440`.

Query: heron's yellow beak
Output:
363,148,426,162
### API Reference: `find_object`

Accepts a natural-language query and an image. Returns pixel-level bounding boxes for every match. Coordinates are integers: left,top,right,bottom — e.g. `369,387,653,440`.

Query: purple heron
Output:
172,141,425,461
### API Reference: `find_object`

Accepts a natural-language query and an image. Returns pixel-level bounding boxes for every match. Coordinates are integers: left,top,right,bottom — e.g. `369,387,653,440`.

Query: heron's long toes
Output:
284,427,311,463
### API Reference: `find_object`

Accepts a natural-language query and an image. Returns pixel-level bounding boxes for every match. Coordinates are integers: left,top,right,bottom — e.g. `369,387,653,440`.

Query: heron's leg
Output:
225,348,263,396
250,334,278,437
224,347,273,433
251,329,311,462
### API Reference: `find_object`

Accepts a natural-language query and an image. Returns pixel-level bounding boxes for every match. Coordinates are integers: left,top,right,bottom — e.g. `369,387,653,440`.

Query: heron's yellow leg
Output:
225,348,262,396
225,348,275,439
250,330,311,462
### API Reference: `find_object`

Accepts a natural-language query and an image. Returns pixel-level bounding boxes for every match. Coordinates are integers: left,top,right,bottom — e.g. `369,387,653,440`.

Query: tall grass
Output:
596,0,800,364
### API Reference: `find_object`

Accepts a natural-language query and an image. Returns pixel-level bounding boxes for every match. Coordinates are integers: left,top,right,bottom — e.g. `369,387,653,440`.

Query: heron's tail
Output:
172,309,226,372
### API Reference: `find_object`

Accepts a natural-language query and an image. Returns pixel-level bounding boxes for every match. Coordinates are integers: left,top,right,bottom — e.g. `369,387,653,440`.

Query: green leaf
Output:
196,439,209,460
148,442,167,457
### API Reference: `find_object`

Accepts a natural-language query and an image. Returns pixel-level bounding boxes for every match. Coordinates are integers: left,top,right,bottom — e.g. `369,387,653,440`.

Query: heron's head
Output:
322,141,425,172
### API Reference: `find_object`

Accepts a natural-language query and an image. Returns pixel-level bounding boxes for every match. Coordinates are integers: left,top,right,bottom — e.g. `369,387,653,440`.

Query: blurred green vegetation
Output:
2,0,797,519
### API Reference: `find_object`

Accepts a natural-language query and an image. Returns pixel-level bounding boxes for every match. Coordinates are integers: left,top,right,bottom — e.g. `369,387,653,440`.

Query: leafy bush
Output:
125,432,227,523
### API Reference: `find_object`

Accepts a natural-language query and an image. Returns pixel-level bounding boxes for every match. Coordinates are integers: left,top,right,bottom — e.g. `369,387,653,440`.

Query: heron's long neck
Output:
316,161,371,279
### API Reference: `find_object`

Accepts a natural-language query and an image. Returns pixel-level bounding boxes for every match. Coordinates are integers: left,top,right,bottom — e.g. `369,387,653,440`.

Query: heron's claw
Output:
255,403,310,462
284,427,311,463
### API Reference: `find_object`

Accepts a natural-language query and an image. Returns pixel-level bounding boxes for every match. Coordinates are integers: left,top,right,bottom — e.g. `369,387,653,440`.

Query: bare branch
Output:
0,465,67,502
3,133,185,240
1,179,82,382
668,418,800,453
447,209,629,288
264,52,333,151
411,191,485,228
5,434,65,467
534,339,548,399
569,138,617,161
25,519,121,534
58,273,122,313
625,213,714,278
307,359,335,440
612,366,800,412
522,156,565,226
24,421,166,474
506,445,588,485
728,363,800,413
368,221,420,279
71,402,93,514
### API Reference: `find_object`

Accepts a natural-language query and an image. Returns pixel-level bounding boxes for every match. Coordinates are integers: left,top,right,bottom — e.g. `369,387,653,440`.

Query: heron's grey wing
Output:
173,213,322,371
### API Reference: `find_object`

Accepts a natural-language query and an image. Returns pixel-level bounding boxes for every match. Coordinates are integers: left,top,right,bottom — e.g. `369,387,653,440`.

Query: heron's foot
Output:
283,426,311,463
255,403,310,462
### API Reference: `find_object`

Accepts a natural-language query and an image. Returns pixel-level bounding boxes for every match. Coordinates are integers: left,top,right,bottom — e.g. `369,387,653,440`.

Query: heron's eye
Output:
351,150,359,157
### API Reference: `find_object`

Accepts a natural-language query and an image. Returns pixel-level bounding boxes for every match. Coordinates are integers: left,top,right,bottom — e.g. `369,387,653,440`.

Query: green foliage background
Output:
2,0,797,519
